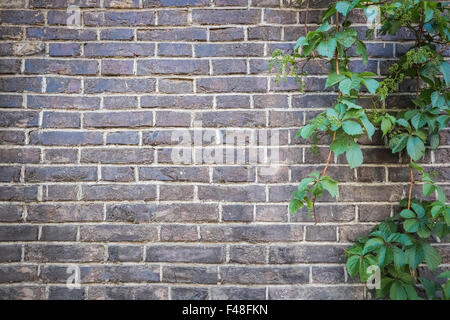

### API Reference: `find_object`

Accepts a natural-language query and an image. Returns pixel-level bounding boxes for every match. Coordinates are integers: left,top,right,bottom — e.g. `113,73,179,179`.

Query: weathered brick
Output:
24,244,105,262
255,204,287,222
108,245,143,262
201,225,303,242
305,225,337,241
49,43,80,56
43,149,78,163
0,204,23,221
146,245,225,263
141,95,212,109
81,148,154,164
162,266,218,284
0,245,22,262
0,225,38,241
0,77,42,92
0,130,25,145
105,0,140,8
198,185,266,202
102,166,135,182
216,95,250,109
160,185,194,201
84,43,155,57
158,43,192,57
229,244,265,264
0,265,38,283
25,166,97,182
42,185,78,201
0,148,40,163
101,60,134,75
45,77,81,93
82,184,157,201
0,186,38,201
30,131,102,146
192,9,260,25
0,59,21,74
48,287,85,300
213,166,256,182
195,43,264,57
212,59,247,75
27,95,100,110
25,59,98,75
42,111,80,128
139,166,209,182
269,285,365,300
106,203,218,222
27,204,103,222
80,225,158,242
210,27,245,41
27,27,97,41
137,28,207,41
210,287,266,300
0,286,45,300
143,0,210,6
138,59,208,75
249,26,282,40
84,111,153,128
220,266,309,284
0,10,44,25
158,10,188,25
100,28,134,40
222,204,253,222
197,77,267,93
158,79,193,94
269,245,348,263
0,94,22,108
171,287,208,300
264,8,297,23
160,224,198,241
85,78,155,93
41,225,78,241
84,11,155,26
29,0,100,8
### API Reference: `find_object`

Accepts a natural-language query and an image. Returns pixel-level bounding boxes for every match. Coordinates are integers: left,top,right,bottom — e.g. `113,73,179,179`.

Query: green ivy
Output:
272,0,450,300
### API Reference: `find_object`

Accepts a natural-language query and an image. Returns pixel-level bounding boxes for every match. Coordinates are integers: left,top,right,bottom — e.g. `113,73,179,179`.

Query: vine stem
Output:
311,11,341,224
408,157,413,210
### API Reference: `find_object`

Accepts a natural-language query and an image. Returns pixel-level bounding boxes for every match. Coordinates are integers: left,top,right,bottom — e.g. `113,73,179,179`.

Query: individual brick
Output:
248,26,282,40
137,28,207,41
82,184,157,201
162,266,218,284
45,77,81,93
48,287,85,300
171,287,208,300
0,225,39,241
143,0,210,7
139,166,209,182
0,148,40,163
158,79,193,94
210,287,266,300
24,244,106,262
209,27,245,41
137,59,209,75
305,225,337,241
155,111,191,127
195,43,264,57
0,286,45,300
229,245,266,264
0,130,25,145
101,166,135,182
42,185,78,201
0,265,38,283
264,8,297,24
197,77,267,93
49,43,80,56
100,28,134,40
106,131,139,145
216,95,250,109
83,111,153,128
269,245,348,263
40,225,78,241
84,78,155,93
103,96,138,109
81,148,154,164
84,11,155,26
146,245,225,263
268,286,365,300
0,94,22,108
141,95,212,109
0,77,42,92
0,10,44,24
0,110,38,128
84,43,155,57
106,203,218,223
254,94,289,108
27,95,101,110
26,27,97,41
222,204,253,222
255,204,288,222
197,185,266,202
0,59,21,74
80,224,158,242
101,60,134,75
212,59,247,75
158,10,188,25
0,186,38,201
158,43,192,57
160,225,198,241
108,245,143,262
200,225,303,242
25,59,98,75
220,266,309,284
43,149,78,163
27,204,103,222
192,9,260,25
0,245,22,262
0,204,23,222
159,185,194,201
25,166,97,182
42,111,80,128
213,166,256,182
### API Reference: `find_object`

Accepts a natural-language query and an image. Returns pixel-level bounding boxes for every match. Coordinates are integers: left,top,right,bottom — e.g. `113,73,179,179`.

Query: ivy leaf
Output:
300,124,315,139
390,282,407,300
392,247,406,271
381,117,393,137
346,142,363,168
362,78,379,94
406,136,425,161
361,116,375,140
330,137,348,156
336,1,351,16
342,120,363,135
419,277,438,300
422,183,435,197
431,91,445,107
321,176,339,198
325,72,346,88
339,78,353,95
406,244,424,269
317,38,337,58
404,219,419,233
294,36,308,51
400,209,415,219
289,199,303,214
390,134,408,153
429,133,440,149
440,61,450,86
362,238,384,254
356,40,368,64
335,29,356,47
422,243,441,271
297,177,314,192
346,255,360,278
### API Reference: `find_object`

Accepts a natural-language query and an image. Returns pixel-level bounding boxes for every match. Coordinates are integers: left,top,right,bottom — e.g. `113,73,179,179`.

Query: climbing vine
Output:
271,0,450,300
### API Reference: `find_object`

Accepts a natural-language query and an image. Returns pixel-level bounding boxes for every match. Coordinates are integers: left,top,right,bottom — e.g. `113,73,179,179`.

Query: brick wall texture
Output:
0,0,449,300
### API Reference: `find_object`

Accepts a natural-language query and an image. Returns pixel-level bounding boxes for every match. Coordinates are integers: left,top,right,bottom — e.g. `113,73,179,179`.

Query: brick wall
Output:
0,0,448,300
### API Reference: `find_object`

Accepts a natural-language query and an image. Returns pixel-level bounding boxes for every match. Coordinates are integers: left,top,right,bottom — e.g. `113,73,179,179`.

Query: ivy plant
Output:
271,0,449,299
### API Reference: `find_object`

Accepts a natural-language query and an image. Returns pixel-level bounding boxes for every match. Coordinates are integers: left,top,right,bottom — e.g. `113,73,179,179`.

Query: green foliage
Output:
273,0,450,300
